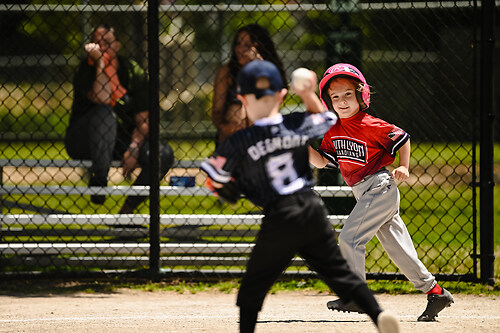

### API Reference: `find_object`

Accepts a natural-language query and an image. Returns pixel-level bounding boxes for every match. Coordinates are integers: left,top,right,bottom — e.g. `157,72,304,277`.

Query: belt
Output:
354,167,388,186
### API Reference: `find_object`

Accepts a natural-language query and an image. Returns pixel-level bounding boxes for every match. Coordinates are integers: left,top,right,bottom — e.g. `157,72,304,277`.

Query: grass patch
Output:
1,277,499,296
369,279,500,296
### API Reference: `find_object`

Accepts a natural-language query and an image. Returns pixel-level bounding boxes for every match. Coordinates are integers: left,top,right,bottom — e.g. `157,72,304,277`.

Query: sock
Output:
239,306,259,333
350,284,383,324
427,284,443,295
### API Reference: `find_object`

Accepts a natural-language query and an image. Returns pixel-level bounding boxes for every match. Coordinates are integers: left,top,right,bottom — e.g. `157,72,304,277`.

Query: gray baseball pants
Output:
338,168,436,293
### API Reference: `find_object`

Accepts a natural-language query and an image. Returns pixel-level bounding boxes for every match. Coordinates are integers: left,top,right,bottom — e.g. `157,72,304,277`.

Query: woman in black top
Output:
211,24,287,144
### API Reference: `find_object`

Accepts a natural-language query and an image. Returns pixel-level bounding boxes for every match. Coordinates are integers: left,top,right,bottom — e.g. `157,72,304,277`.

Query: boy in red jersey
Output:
309,63,453,322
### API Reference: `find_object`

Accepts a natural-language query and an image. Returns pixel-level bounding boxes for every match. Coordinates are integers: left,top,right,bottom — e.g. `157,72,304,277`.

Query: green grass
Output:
1,277,499,297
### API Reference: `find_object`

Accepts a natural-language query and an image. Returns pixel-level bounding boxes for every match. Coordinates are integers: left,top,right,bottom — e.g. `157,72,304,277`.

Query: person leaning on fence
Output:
201,60,400,333
308,63,454,321
211,23,287,144
64,24,174,214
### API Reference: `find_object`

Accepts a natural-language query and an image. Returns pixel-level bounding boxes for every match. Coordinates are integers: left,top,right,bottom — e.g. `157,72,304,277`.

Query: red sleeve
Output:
319,127,336,155
373,119,409,157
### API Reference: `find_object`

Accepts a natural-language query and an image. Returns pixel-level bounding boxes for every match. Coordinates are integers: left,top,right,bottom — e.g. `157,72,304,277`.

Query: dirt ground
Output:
0,289,498,333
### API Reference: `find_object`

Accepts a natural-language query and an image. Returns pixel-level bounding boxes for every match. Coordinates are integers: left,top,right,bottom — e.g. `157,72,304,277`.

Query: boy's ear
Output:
236,94,247,106
279,88,288,101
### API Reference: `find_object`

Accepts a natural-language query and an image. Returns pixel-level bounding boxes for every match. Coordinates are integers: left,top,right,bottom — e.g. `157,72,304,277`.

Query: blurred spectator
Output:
65,24,174,214
212,24,287,143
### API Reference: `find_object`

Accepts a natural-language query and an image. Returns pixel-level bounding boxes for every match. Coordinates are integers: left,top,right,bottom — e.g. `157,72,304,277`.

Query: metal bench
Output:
0,158,352,197
0,158,352,271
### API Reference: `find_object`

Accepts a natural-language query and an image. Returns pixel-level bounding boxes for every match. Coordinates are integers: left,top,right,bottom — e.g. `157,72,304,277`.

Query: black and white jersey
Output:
201,111,337,208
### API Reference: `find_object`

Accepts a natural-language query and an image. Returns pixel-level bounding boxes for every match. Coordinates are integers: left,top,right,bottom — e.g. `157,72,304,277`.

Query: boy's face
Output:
327,77,360,118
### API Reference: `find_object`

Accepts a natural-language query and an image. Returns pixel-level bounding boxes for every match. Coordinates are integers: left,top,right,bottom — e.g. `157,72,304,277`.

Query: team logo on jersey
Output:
331,137,367,165
388,127,404,141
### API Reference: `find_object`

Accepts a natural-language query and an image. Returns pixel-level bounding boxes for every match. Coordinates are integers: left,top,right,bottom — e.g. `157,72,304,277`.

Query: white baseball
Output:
291,67,313,92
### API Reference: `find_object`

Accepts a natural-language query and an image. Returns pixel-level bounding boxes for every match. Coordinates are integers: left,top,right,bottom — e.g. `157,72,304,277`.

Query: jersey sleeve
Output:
200,135,241,184
286,111,338,139
318,127,339,169
317,148,339,169
375,120,410,157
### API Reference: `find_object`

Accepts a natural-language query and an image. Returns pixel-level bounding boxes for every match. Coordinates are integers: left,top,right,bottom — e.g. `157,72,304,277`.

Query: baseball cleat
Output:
326,299,365,313
417,288,454,322
377,311,400,333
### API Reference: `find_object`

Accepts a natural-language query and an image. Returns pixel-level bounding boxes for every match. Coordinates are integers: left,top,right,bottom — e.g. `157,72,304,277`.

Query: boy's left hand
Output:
392,166,409,182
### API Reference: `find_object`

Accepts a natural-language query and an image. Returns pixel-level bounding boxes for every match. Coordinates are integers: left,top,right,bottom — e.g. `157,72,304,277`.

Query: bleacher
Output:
0,158,352,273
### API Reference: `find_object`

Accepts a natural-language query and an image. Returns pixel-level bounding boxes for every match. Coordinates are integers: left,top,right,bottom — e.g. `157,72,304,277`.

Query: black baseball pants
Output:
236,191,370,311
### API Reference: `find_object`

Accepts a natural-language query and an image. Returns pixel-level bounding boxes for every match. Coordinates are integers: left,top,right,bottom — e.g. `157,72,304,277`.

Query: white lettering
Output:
265,138,275,154
282,136,292,149
247,135,308,161
248,146,261,161
256,141,266,157
272,137,282,150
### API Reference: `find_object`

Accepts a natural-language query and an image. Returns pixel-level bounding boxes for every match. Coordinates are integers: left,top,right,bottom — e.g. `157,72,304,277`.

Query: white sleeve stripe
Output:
200,160,232,184
391,133,409,156
325,111,338,123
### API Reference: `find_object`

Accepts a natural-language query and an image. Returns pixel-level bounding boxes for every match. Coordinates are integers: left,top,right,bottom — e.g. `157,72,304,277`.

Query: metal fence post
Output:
479,0,495,285
148,0,161,280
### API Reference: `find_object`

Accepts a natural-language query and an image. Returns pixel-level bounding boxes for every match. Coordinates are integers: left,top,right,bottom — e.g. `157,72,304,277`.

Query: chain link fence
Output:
0,1,496,280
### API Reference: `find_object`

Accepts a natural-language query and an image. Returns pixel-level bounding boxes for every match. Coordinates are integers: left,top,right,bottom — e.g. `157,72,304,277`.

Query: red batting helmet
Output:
319,63,370,111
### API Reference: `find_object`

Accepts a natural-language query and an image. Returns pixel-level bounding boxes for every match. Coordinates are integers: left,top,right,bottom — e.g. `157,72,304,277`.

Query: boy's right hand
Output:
291,68,317,95
291,68,324,113
392,166,409,182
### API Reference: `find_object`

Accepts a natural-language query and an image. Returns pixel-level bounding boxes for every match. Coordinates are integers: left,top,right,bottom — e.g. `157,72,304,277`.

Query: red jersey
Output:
319,111,409,186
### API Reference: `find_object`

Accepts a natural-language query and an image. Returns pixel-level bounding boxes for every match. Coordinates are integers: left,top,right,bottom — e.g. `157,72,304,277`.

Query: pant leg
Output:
338,172,399,281
237,192,323,310
237,192,383,326
296,195,367,301
236,218,298,311
122,141,175,210
65,118,91,160
299,219,368,301
295,195,383,321
375,178,436,292
65,105,117,184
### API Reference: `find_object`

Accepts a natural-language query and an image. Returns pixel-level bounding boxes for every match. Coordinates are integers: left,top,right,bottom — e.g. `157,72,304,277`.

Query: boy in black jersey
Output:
201,60,399,333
